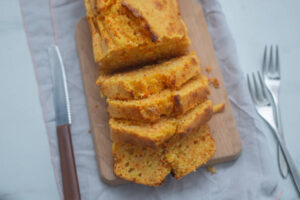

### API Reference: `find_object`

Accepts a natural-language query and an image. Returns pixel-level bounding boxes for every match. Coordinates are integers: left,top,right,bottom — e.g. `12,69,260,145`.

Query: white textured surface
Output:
219,0,300,198
0,1,59,199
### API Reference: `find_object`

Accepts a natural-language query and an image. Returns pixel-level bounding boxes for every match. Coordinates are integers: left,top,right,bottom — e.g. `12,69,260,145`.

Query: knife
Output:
48,45,81,200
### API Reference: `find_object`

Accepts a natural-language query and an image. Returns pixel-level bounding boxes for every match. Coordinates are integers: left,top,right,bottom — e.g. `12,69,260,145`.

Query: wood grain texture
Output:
75,0,241,185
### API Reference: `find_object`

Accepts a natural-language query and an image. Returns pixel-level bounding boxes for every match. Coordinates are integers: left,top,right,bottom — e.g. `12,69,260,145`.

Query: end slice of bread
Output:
112,142,171,186
164,124,216,179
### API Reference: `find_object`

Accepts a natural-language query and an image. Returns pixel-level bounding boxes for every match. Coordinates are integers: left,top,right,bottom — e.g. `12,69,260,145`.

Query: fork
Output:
262,45,288,178
247,72,300,196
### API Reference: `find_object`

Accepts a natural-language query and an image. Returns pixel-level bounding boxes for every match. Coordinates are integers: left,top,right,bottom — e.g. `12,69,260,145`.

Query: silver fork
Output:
262,45,288,178
247,72,300,196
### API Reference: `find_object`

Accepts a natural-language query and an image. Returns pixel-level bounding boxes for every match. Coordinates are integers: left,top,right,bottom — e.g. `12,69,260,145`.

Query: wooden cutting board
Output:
75,0,241,185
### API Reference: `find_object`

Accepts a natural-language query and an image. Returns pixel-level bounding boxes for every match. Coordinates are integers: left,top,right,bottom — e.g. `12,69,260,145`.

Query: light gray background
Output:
0,1,60,199
219,0,300,198
0,0,299,199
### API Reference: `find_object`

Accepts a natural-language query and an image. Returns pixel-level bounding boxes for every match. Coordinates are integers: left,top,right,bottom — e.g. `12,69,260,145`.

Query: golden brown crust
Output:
87,17,104,63
97,53,201,100
85,0,190,72
109,100,212,147
121,0,188,42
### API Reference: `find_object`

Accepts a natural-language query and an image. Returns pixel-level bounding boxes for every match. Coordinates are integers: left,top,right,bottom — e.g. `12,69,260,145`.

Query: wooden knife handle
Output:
57,124,81,200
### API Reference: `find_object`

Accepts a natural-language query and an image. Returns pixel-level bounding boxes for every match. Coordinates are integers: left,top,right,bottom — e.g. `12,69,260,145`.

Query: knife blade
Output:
48,45,81,200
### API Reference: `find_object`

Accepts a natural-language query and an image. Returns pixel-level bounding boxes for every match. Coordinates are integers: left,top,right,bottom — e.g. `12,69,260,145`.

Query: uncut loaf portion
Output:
112,124,216,186
97,53,201,100
107,75,209,122
110,100,213,147
85,0,191,72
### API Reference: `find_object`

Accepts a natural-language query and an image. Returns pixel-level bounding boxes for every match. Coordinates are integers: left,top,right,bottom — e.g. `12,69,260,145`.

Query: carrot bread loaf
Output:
85,0,191,72
110,100,213,147
112,142,171,186
165,124,216,179
107,75,209,122
97,53,201,100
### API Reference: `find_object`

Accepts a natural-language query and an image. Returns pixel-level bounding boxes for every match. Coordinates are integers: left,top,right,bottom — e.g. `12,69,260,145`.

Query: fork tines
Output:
247,71,269,106
263,45,280,79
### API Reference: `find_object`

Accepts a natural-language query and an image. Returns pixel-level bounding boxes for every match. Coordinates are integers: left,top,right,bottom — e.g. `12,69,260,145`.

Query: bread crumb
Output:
209,78,219,88
88,129,92,134
205,66,211,73
213,103,225,114
207,166,216,174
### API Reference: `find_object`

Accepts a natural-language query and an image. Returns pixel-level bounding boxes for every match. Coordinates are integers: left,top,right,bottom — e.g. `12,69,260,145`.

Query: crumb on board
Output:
209,78,220,88
207,166,216,174
95,104,99,108
205,66,212,73
213,103,225,114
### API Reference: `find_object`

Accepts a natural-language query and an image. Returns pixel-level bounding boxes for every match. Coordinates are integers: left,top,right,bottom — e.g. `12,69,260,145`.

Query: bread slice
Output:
108,89,173,123
97,53,201,100
173,75,209,115
112,142,171,186
107,75,209,122
85,0,190,72
164,124,216,179
110,117,177,148
110,100,213,147
176,100,213,134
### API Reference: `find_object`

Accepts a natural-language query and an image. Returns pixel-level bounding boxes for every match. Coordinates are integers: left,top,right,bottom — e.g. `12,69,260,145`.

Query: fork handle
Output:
269,90,289,178
275,133,300,196
275,104,289,178
278,142,289,178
